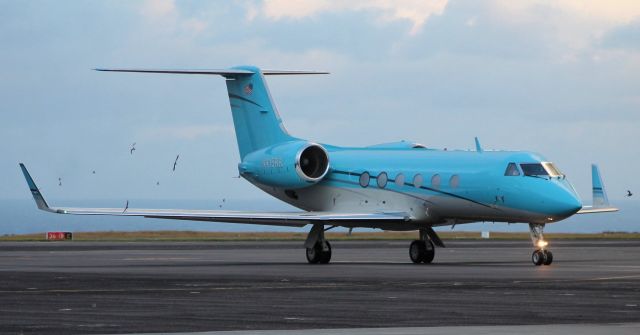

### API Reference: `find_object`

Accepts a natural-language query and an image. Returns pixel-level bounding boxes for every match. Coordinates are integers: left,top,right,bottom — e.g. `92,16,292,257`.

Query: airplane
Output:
19,65,618,266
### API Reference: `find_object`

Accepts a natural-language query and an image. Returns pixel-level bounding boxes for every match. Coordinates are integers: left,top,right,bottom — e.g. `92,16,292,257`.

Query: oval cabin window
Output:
359,172,370,188
413,174,423,188
377,172,388,188
450,174,459,189
431,174,441,189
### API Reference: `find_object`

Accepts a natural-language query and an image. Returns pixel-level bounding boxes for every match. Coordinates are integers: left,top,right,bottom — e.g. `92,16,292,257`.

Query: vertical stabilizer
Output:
224,66,294,159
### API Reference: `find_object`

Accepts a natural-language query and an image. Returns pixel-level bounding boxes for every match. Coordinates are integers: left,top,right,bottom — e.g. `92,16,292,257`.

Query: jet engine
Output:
239,141,330,189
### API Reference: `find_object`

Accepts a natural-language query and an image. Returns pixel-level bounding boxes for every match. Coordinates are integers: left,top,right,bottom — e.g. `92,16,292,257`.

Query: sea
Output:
0,198,638,235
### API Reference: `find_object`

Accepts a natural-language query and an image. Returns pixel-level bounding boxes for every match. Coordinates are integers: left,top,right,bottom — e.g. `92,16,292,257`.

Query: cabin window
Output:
431,174,441,189
377,172,388,188
504,162,520,176
359,172,370,188
413,174,423,188
394,173,405,187
450,175,459,189
520,163,548,176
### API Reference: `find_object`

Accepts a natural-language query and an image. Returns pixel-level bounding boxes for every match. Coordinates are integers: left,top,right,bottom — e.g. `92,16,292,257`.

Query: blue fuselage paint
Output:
243,143,583,227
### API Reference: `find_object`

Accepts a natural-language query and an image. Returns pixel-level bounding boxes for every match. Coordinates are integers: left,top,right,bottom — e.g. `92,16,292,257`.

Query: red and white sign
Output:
46,232,73,240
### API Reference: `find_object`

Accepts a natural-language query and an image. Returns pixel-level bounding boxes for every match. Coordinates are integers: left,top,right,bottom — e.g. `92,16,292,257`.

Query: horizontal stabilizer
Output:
94,68,329,76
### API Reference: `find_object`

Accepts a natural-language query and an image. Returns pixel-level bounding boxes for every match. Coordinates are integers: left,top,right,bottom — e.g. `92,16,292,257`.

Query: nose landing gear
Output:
529,223,553,266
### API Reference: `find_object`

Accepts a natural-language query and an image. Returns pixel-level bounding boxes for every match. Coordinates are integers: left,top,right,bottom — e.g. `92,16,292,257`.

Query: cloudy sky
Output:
1,0,639,206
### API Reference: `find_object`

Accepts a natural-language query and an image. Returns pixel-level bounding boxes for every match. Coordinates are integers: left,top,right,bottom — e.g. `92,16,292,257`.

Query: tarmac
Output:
0,239,639,334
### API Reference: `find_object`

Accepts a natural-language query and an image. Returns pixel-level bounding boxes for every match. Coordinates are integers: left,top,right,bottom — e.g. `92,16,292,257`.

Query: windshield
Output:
520,163,548,176
520,162,564,177
542,162,563,177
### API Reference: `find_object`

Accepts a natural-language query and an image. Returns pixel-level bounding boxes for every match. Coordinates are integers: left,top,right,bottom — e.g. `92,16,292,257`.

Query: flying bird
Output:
156,181,160,186
58,178,62,186
627,190,633,197
92,170,96,174
130,142,136,155
172,154,179,172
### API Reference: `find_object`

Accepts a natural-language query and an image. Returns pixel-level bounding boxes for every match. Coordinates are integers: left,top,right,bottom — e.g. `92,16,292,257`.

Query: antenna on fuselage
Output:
475,137,483,153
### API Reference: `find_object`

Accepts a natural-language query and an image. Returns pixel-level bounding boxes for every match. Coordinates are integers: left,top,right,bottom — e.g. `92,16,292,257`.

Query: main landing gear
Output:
409,228,444,264
529,223,553,266
305,224,332,264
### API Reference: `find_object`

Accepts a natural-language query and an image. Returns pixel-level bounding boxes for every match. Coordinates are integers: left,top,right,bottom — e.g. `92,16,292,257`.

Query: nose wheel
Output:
532,249,553,266
529,223,553,266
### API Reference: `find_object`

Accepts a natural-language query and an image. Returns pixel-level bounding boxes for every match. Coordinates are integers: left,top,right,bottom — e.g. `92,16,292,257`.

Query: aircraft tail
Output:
95,66,328,159
223,66,293,159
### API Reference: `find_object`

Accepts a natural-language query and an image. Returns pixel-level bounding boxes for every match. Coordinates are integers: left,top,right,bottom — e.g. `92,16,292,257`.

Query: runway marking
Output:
513,274,640,284
122,257,203,261
0,283,369,294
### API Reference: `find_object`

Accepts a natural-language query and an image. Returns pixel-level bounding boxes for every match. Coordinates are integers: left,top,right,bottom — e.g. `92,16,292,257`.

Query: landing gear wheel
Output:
409,240,426,263
423,239,435,264
306,241,331,264
543,250,553,266
319,241,332,264
532,250,544,266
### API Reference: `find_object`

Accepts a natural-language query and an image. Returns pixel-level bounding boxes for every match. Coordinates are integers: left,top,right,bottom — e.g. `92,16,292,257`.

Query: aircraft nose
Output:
547,186,582,218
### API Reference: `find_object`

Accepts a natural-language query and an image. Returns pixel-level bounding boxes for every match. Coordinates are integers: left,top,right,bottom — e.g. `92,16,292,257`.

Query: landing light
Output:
537,240,548,248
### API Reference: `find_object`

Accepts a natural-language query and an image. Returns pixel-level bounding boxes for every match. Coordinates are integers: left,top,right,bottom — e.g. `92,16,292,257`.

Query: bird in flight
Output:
627,190,633,197
92,170,96,174
172,154,179,172
156,181,160,186
130,142,136,155
58,178,62,186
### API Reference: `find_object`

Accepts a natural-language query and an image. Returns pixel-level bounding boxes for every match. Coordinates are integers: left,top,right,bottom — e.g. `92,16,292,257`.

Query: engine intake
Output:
296,144,330,181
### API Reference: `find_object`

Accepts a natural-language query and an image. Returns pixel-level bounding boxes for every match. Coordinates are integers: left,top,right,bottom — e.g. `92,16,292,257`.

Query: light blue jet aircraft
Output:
20,65,618,266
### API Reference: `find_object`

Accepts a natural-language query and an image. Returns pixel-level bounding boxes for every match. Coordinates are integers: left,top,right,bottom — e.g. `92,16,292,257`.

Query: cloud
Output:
491,0,640,26
140,0,176,20
138,0,209,36
254,0,449,35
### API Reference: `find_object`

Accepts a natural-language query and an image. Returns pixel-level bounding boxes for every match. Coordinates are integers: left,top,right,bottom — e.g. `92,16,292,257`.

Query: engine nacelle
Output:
239,141,330,189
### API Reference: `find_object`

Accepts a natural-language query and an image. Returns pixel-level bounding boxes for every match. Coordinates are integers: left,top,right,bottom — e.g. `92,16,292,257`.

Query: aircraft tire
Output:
319,240,332,264
409,240,426,264
423,240,435,264
543,250,553,265
532,250,544,266
306,243,323,264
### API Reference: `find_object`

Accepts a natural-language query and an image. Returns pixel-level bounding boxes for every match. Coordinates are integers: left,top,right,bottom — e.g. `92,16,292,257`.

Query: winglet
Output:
19,163,55,213
474,137,483,153
577,164,618,214
591,164,610,208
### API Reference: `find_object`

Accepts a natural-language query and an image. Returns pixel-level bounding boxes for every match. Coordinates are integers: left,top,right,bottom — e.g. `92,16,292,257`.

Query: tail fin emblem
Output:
243,83,253,95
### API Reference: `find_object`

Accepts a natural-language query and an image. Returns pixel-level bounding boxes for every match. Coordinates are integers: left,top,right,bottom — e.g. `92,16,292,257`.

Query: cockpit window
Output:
542,162,563,177
504,162,520,176
520,163,549,176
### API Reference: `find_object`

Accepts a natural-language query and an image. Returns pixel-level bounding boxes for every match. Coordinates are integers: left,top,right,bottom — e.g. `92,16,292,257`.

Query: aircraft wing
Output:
576,206,618,214
19,164,410,228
